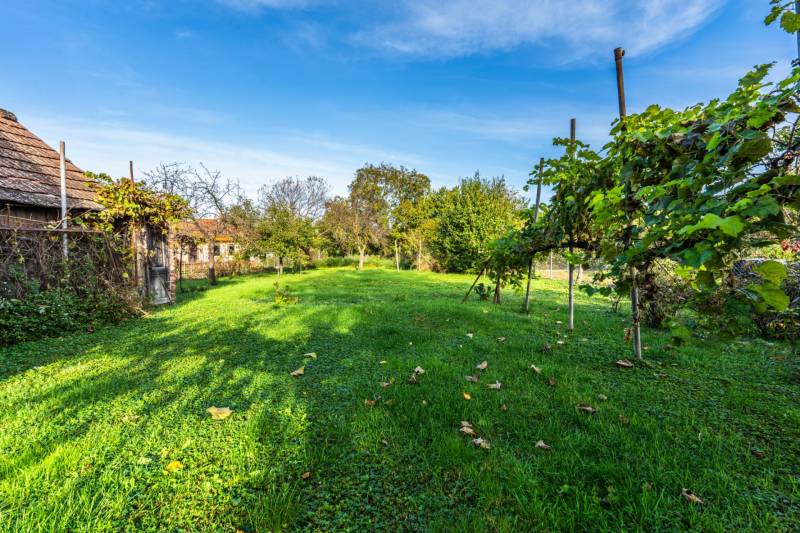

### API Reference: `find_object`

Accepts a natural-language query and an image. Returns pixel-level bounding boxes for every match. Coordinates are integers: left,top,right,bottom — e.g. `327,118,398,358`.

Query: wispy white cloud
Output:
215,0,723,59
357,0,724,59
216,0,320,12
22,116,425,196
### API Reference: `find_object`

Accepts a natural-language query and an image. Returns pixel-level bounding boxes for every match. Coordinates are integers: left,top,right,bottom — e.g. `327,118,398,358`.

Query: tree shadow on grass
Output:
0,270,798,531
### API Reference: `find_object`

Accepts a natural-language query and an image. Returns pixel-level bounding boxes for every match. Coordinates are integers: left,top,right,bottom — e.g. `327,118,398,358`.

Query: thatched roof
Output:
0,108,101,210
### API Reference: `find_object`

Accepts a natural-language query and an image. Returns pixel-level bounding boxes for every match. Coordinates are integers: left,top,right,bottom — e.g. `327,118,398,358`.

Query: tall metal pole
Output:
59,141,68,259
523,157,545,313
614,47,642,360
129,160,134,181
567,118,576,331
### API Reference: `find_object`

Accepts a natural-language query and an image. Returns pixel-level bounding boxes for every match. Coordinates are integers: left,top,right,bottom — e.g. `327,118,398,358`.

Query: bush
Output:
273,282,299,305
639,261,693,328
313,255,394,269
0,287,133,346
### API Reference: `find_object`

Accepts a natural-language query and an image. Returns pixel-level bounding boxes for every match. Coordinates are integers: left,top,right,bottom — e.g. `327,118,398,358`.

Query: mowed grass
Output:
1,268,799,532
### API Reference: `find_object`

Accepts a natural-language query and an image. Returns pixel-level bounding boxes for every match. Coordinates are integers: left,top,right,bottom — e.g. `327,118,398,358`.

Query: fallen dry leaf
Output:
466,333,474,338
530,364,542,374
413,366,425,374
364,399,376,407
137,456,152,465
535,440,551,451
500,404,508,412
302,471,311,479
577,404,597,415
291,366,305,377
619,414,630,425
597,394,608,402
303,352,317,359
461,420,473,428
542,343,553,353
752,449,766,459
408,373,418,384
206,406,233,420
472,437,491,449
165,460,183,473
380,378,395,388
463,392,472,400
615,359,634,369
459,425,477,436
465,375,479,383
555,320,563,325
547,377,557,387
497,336,506,342
476,360,488,371
487,381,502,390
681,488,704,504
624,328,632,342
384,398,396,406
556,340,564,345
379,360,387,365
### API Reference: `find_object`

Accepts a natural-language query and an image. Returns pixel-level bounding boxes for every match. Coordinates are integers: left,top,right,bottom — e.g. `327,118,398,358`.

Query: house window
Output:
213,244,220,256
228,244,235,256
188,243,198,262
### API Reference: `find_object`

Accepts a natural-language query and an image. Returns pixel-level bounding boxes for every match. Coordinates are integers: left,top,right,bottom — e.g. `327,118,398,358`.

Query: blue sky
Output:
1,0,796,199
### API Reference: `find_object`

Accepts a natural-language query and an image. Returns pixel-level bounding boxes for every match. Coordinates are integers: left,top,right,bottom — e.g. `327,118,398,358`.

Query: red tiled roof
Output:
174,219,235,242
0,109,101,210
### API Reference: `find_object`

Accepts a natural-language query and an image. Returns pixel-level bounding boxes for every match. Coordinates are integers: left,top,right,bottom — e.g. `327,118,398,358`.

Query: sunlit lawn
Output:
1,268,798,531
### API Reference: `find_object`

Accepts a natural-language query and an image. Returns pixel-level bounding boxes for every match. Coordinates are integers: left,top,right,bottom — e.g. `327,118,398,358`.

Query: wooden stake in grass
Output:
567,118,576,332
614,47,643,360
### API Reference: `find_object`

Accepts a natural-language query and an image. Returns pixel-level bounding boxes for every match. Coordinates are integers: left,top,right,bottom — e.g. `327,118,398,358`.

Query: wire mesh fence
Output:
0,227,131,299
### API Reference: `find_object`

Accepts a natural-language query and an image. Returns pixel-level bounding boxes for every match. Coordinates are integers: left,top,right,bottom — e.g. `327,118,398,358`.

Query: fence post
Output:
59,141,68,259
614,47,643,360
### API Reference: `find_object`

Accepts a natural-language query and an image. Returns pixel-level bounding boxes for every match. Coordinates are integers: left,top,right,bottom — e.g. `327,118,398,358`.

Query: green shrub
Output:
313,255,394,269
0,287,133,346
273,282,299,305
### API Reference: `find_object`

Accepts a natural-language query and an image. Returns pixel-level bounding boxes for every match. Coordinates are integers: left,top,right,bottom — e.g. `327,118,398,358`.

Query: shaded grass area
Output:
0,268,798,531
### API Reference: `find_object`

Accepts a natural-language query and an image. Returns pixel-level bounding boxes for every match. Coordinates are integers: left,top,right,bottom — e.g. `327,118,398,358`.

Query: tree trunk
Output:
577,264,583,282
493,278,501,305
417,239,423,271
358,247,365,270
178,243,184,293
630,266,642,359
395,240,400,271
522,256,534,313
549,250,553,278
278,257,284,276
208,238,218,285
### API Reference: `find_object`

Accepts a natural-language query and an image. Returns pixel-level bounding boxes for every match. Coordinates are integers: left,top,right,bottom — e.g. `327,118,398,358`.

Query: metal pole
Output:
59,141,68,259
129,160,134,181
614,47,642,360
567,119,576,331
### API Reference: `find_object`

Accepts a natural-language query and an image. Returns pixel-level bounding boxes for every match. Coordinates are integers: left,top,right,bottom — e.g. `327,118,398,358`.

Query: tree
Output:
145,163,239,285
257,176,329,221
257,206,318,274
345,165,391,269
430,174,522,273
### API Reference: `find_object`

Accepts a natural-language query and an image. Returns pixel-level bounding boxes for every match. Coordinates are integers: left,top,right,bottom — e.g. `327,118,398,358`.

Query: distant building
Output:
0,108,101,227
173,219,245,264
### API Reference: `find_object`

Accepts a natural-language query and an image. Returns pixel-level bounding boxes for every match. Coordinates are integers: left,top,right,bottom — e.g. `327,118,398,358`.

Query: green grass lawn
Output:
1,268,798,531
